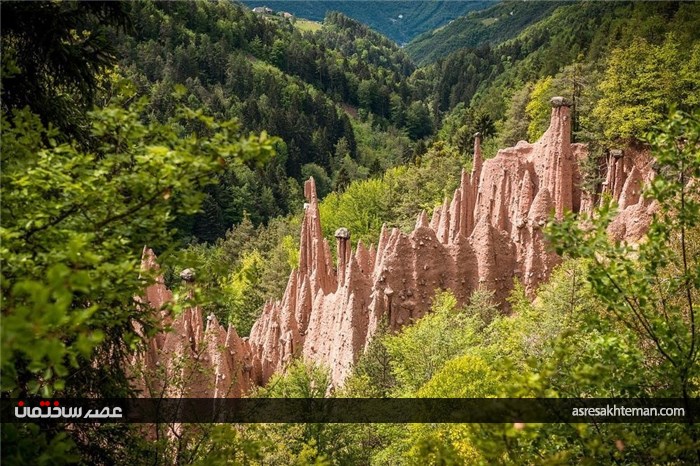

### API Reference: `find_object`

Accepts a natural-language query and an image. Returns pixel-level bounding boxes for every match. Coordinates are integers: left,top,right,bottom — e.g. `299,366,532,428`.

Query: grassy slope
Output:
294,18,322,32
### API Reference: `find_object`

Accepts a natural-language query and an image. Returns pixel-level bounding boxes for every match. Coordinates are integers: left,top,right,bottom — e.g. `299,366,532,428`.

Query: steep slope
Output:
136,99,655,396
409,0,699,148
118,1,418,242
241,1,494,45
406,1,557,65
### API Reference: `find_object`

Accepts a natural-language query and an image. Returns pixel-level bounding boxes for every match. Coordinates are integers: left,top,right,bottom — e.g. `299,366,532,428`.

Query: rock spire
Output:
135,99,654,396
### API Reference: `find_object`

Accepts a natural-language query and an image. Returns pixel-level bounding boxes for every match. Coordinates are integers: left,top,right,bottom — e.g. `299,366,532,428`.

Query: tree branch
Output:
23,204,81,240
598,261,679,370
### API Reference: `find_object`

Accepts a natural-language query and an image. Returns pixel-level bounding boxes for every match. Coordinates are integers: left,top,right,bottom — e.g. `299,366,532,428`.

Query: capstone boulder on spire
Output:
135,98,655,396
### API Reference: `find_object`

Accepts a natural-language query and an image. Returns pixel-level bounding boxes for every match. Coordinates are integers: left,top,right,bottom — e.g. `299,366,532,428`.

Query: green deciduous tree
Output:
525,75,554,141
499,84,533,146
593,35,700,141
384,290,497,396
224,250,265,335
301,163,333,199
547,110,700,462
405,101,434,140
319,177,390,247
1,87,276,462
1,1,130,143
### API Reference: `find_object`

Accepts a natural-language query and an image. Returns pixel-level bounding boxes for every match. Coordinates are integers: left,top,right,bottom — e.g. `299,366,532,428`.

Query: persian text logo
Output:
14,400,123,419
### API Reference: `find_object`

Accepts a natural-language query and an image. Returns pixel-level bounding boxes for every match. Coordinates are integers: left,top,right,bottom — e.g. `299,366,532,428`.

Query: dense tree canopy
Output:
2,0,700,464
0,1,130,143
116,1,431,243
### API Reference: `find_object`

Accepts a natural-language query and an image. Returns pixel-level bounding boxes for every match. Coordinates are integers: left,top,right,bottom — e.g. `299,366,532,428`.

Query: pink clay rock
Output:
134,98,656,396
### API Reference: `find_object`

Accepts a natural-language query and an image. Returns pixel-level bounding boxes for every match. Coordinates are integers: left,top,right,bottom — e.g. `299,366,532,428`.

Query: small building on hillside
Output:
252,6,273,15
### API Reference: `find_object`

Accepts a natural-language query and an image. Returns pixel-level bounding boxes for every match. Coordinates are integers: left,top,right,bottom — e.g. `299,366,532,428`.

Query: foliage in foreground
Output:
0,89,276,463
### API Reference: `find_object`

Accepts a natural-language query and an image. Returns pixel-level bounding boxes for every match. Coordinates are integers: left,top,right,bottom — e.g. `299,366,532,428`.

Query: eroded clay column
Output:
549,96,573,219
335,227,351,285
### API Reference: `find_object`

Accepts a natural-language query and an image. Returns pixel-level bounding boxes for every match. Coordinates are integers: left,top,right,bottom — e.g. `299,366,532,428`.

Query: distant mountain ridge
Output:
406,1,559,65
240,0,495,45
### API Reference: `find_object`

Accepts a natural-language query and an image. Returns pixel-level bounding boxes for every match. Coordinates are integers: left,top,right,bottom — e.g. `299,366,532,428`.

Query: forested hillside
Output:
415,1,700,158
118,1,424,243
241,0,494,45
406,0,557,65
3,1,700,464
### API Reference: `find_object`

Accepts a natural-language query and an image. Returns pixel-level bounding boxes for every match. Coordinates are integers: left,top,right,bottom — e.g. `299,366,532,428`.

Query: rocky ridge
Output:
135,99,655,397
